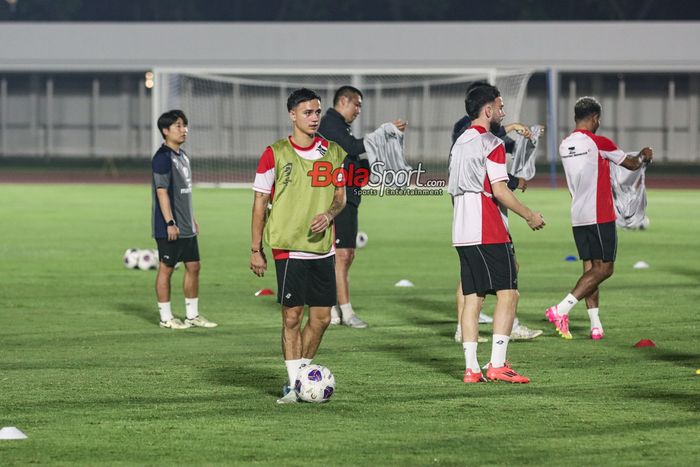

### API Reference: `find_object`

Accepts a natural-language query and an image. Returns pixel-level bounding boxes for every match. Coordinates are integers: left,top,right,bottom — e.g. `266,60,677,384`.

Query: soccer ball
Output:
294,364,336,403
137,249,158,271
356,231,368,249
123,248,140,269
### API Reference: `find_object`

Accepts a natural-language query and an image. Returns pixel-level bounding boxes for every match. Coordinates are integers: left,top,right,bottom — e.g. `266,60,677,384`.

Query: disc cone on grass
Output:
0,427,28,440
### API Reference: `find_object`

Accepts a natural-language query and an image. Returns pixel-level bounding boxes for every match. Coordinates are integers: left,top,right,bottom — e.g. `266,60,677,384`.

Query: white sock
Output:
456,324,462,336
557,293,579,315
513,317,520,328
300,358,312,367
462,342,480,372
158,302,173,322
490,334,510,368
339,303,355,320
587,308,603,330
330,306,340,320
185,297,199,320
285,359,303,387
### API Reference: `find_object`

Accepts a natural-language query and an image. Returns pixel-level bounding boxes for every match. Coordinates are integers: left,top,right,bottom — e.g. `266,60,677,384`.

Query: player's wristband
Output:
251,248,263,254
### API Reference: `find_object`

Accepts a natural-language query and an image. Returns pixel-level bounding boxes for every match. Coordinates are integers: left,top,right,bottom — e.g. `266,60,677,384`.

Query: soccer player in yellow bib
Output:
250,88,347,404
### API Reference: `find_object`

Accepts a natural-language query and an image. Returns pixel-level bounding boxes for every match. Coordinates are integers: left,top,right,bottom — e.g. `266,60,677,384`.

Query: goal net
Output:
152,69,533,185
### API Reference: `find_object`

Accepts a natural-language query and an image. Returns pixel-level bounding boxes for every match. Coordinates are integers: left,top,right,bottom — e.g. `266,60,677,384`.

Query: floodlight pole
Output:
151,69,162,154
351,74,363,135
1,78,8,157
546,68,559,189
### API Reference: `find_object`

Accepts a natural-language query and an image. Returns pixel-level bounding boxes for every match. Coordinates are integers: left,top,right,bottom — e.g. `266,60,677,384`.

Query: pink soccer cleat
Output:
558,314,572,339
590,327,604,340
545,306,572,339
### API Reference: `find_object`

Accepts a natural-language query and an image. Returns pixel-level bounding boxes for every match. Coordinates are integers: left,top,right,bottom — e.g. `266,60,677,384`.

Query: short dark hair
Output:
287,88,321,111
463,81,490,114
465,84,501,120
574,96,602,121
333,86,363,106
157,109,188,139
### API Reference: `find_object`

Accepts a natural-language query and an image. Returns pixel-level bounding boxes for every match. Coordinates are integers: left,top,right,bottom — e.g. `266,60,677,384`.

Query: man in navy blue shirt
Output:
152,109,217,330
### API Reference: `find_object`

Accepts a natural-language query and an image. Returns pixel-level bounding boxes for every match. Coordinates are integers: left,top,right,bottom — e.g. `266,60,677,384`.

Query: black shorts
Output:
334,204,358,249
275,256,337,307
573,222,617,262
155,236,200,267
456,243,517,296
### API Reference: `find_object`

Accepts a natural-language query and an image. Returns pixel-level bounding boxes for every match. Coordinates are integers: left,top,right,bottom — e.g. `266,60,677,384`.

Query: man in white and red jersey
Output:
546,96,652,340
449,84,545,384
250,88,347,404
452,81,544,342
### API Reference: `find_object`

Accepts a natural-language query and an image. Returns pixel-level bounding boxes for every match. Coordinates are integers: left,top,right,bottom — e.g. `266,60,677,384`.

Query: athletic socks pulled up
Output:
158,302,174,322
556,293,579,316
490,334,510,368
285,359,303,388
339,303,355,321
587,307,603,331
462,342,480,373
185,297,199,320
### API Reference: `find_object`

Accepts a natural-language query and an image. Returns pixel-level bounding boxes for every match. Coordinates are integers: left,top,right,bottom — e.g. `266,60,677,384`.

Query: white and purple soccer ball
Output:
294,364,336,403
137,249,158,271
356,231,368,249
123,248,140,269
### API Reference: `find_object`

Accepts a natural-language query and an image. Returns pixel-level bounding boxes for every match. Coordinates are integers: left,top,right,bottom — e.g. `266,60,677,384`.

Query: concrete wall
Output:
1,70,698,163
0,73,150,157
521,73,700,163
1,22,699,163
2,22,700,71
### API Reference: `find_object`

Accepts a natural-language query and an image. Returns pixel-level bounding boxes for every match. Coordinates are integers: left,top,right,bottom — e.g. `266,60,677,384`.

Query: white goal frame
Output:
151,67,533,186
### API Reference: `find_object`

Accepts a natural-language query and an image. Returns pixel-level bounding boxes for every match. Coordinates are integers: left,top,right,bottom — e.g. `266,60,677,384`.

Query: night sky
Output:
2,0,700,22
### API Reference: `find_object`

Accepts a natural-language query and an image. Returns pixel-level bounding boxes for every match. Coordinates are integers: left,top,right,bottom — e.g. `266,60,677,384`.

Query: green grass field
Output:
1,184,698,466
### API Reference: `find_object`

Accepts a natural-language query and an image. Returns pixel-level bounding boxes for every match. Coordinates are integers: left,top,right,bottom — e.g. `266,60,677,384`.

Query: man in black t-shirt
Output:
318,86,407,329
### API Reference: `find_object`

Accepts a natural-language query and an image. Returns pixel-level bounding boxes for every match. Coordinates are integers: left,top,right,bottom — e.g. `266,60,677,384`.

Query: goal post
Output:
151,68,534,186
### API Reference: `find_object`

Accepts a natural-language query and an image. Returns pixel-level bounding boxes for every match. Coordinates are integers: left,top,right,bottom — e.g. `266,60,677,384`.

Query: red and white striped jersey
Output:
253,136,336,260
448,126,511,246
559,129,627,226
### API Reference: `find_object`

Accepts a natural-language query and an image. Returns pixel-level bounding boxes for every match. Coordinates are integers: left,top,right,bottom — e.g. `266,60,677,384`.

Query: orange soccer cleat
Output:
485,362,530,384
463,369,487,383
